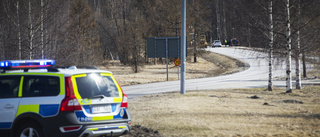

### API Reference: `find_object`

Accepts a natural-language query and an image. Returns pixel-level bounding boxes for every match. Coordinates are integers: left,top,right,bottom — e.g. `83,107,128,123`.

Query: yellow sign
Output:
174,59,181,66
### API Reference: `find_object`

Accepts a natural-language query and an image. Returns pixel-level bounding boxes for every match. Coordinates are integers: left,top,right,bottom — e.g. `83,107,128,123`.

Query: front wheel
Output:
15,121,43,137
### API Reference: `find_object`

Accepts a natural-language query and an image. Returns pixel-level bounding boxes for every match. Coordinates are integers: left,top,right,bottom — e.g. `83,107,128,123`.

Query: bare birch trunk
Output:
222,0,227,41
302,51,307,77
193,0,197,62
268,0,273,91
215,0,220,40
134,33,138,73
16,1,22,59
295,1,302,89
28,0,34,59
194,23,197,62
285,0,292,93
295,50,301,89
41,0,44,59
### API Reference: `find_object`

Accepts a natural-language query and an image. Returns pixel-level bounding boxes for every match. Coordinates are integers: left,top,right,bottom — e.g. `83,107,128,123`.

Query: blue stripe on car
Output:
0,122,12,128
39,104,59,117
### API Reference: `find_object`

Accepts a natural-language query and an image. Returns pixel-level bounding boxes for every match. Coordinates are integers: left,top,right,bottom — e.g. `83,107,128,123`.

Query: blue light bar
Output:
0,59,55,70
0,61,9,67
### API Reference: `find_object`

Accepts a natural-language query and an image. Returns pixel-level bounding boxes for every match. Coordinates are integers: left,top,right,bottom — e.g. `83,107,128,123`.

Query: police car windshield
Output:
75,73,120,99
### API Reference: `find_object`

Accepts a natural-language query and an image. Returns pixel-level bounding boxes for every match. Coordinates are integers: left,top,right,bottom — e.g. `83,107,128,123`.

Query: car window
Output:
75,73,120,99
0,76,20,98
23,76,60,97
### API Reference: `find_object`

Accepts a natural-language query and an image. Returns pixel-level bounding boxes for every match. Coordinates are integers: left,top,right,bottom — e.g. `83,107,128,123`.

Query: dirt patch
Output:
199,50,248,75
123,125,161,137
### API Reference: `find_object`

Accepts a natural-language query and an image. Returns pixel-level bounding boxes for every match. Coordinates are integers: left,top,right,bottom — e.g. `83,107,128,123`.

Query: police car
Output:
0,60,131,137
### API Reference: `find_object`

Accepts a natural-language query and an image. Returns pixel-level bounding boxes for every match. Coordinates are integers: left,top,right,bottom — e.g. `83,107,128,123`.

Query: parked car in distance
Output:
212,40,222,47
230,38,240,46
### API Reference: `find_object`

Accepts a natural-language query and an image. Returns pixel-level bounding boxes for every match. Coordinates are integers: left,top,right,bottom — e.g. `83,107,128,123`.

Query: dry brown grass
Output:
104,49,320,136
129,86,320,136
105,50,243,86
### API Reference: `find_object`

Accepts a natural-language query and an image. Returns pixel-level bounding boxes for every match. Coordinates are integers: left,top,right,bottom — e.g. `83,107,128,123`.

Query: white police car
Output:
0,60,131,137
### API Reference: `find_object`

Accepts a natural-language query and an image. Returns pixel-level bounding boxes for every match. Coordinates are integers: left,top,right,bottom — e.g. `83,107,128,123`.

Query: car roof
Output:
58,68,112,76
1,68,112,77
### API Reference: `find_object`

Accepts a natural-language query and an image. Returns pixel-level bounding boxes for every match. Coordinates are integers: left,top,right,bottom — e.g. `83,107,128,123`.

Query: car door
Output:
17,75,63,118
0,76,22,129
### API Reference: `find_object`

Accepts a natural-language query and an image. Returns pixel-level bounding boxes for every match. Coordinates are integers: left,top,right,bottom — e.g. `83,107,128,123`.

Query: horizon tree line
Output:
0,0,319,92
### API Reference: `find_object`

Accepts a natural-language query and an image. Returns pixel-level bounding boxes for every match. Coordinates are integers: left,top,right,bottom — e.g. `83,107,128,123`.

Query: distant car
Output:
230,38,240,46
212,40,222,47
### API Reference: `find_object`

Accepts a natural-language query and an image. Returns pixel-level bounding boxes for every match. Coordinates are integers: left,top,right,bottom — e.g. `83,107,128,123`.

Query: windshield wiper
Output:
89,94,105,99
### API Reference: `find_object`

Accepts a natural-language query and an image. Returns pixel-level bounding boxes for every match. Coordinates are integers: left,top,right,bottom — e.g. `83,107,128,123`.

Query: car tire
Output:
15,121,44,137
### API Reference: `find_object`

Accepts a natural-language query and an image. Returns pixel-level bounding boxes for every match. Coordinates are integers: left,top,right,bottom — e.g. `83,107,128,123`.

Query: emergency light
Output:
0,59,55,70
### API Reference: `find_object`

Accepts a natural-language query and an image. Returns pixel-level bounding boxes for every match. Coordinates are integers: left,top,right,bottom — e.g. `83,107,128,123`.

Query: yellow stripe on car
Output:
92,116,113,121
113,97,122,103
100,73,123,98
16,104,39,116
18,76,24,97
72,74,87,99
88,128,98,131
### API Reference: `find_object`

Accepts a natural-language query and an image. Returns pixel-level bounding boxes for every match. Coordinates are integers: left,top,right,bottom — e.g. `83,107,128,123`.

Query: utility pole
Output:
181,0,186,94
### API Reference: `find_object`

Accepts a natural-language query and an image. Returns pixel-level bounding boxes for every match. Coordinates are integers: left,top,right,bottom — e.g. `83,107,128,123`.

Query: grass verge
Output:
128,86,320,136
107,49,244,86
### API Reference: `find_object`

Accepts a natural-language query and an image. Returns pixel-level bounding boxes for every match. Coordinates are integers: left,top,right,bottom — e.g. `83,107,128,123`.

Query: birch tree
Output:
291,0,320,89
215,0,221,40
287,0,320,90
285,0,292,93
127,8,145,73
190,0,210,62
24,0,45,59
40,0,44,59
268,0,274,91
27,1,32,59
3,0,22,59
17,0,21,60
61,0,102,66
294,0,301,89
222,0,228,42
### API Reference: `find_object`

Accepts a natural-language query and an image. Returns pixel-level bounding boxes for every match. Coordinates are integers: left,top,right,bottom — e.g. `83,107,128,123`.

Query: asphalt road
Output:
122,47,317,98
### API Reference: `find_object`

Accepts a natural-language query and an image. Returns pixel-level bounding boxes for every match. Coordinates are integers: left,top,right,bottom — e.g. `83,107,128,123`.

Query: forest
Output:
0,0,319,71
